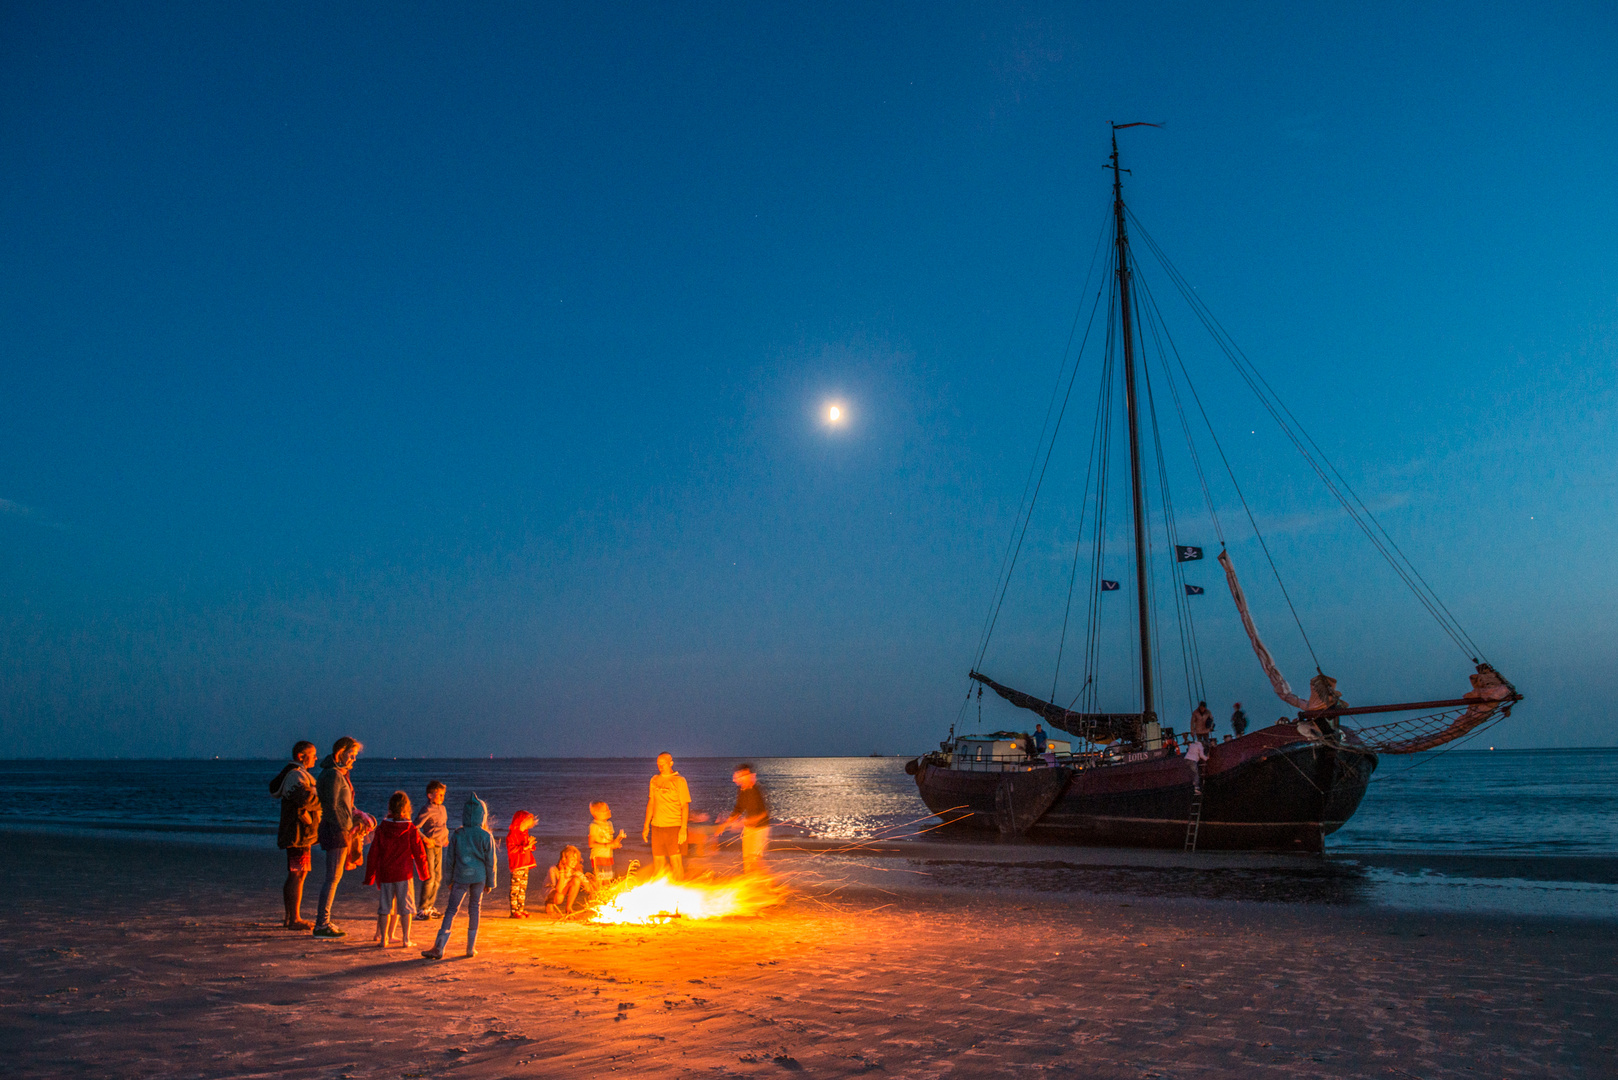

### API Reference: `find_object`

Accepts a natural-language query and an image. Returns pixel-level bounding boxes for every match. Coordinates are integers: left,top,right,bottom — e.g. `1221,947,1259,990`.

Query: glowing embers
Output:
590,873,781,926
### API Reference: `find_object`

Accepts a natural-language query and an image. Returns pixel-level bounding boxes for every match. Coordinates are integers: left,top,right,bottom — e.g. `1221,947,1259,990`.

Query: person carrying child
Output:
544,845,597,916
313,736,363,938
270,740,320,930
364,790,429,948
507,810,538,918
414,781,448,919
421,792,498,960
587,802,627,881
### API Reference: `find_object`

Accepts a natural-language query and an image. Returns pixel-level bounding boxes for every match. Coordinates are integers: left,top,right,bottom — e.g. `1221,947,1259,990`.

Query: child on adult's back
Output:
421,792,498,961
365,790,429,948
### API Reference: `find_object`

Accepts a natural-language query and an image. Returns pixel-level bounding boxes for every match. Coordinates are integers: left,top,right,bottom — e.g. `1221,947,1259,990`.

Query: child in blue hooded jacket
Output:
421,792,498,960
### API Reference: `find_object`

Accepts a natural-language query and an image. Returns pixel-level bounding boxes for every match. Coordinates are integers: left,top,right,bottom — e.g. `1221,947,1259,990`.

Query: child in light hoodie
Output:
421,792,498,960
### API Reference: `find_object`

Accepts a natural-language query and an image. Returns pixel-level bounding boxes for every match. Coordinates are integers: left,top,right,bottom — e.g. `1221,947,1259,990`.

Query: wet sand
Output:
2,829,1614,1078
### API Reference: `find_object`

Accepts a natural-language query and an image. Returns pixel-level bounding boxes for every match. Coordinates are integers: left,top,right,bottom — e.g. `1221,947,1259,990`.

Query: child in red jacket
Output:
507,811,539,918
365,791,430,948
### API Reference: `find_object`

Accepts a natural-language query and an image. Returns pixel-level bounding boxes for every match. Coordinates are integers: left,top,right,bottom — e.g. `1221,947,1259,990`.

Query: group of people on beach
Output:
269,742,771,959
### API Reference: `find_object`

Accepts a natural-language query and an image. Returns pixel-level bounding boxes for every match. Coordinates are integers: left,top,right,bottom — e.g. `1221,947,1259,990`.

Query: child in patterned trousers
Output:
506,810,538,917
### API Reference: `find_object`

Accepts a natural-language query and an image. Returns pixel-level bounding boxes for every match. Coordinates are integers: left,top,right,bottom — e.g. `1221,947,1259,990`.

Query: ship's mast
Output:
1111,126,1155,726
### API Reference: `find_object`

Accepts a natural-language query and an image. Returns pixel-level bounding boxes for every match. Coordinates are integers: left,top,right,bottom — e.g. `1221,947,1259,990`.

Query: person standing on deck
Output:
1229,703,1248,738
1033,725,1049,756
313,736,363,938
723,764,771,874
642,752,691,879
1190,702,1214,743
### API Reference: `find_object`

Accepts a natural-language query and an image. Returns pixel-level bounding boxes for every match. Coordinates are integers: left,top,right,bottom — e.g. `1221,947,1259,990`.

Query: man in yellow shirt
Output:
641,752,691,879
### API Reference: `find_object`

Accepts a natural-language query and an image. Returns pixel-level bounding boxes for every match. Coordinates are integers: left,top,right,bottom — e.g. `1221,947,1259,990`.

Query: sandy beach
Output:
2,829,1614,1078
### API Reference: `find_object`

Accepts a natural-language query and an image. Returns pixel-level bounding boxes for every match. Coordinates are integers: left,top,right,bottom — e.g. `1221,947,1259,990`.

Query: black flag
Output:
1184,584,1204,595
1100,580,1120,592
1176,545,1203,562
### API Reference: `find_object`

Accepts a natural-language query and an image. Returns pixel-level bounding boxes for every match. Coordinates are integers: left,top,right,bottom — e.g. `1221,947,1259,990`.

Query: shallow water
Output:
0,755,925,847
1330,747,1618,855
1,748,1611,852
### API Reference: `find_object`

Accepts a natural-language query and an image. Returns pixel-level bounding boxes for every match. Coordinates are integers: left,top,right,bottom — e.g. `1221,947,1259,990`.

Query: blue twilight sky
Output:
0,2,1614,759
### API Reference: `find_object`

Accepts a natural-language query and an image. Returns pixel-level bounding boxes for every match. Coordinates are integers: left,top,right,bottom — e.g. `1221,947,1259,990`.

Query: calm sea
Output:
0,748,1613,855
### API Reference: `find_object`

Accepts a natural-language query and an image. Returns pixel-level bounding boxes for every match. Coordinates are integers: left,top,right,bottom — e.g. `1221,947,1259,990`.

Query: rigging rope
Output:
1134,269,1210,703
1126,208,1483,663
1126,247,1321,667
1140,326,1207,708
1074,285,1120,717
966,208,1114,710
1051,295,1119,703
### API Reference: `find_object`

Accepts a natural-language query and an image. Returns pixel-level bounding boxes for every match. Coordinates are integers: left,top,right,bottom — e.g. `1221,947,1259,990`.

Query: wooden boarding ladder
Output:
1184,790,1204,852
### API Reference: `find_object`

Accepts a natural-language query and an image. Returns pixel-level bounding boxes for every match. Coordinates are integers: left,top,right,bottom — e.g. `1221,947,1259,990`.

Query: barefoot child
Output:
587,802,627,881
422,792,498,960
506,811,538,918
364,791,429,948
544,845,596,916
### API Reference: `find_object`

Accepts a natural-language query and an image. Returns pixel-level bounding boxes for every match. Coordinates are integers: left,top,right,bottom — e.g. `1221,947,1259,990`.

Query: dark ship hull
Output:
912,723,1377,852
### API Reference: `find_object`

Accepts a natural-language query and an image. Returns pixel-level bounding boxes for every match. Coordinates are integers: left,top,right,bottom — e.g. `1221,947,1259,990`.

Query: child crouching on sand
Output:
421,792,498,960
365,791,429,948
507,811,538,918
545,845,596,916
587,802,626,881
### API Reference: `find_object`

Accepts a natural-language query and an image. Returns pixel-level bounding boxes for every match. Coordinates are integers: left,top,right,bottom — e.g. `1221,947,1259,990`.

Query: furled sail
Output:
968,671,1141,743
1217,549,1309,709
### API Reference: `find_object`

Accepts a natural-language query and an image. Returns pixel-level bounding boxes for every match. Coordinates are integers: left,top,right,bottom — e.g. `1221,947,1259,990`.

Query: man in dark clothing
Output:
723,764,771,874
1033,724,1049,755
313,736,362,938
1230,702,1248,738
270,741,320,929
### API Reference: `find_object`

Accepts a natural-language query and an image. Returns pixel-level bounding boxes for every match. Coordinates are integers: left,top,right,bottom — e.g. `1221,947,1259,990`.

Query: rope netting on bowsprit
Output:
1340,665,1518,755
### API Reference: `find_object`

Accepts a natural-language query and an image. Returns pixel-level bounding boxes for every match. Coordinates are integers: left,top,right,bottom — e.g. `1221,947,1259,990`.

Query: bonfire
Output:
590,872,781,926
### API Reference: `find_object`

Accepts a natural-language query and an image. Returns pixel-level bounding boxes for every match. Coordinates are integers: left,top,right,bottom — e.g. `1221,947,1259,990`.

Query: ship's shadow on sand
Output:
915,858,1379,904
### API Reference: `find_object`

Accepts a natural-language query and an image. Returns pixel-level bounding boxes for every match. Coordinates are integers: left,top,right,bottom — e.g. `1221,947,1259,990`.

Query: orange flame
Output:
590,873,781,925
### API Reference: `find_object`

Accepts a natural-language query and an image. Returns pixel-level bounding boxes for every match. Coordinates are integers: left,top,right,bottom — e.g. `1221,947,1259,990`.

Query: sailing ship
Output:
909,126,1520,852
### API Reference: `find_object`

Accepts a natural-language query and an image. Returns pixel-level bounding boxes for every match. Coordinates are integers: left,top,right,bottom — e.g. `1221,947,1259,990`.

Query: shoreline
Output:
4,824,1616,930
5,822,1616,881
